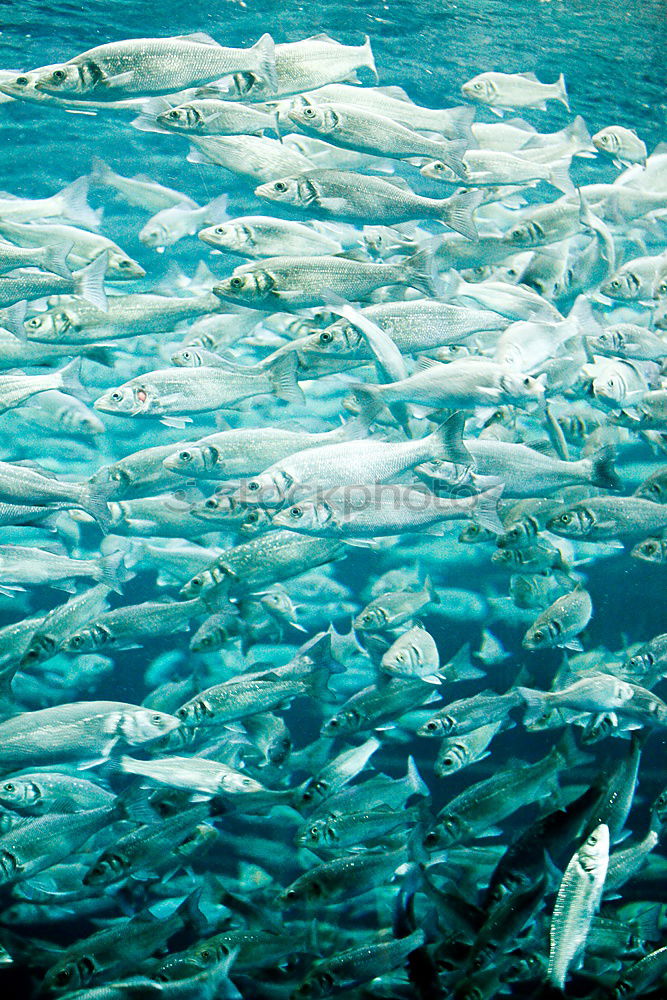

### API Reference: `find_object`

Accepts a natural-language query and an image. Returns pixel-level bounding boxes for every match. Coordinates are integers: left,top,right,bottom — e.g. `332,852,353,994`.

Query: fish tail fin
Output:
436,139,469,179
42,242,73,279
58,175,102,230
427,410,472,465
270,354,304,403
548,157,575,195
0,300,27,336
553,726,594,770
80,479,117,533
472,483,504,534
446,642,486,681
90,156,114,185
252,32,277,94
517,686,548,726
361,35,378,83
557,72,570,111
56,356,84,396
203,194,229,224
73,251,108,312
405,755,430,799
403,246,439,296
97,550,134,594
445,105,476,143
349,383,385,426
591,446,621,491
440,188,482,240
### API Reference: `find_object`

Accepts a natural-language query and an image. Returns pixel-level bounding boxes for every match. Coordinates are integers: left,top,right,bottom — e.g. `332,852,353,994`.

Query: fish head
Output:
420,159,458,182
592,128,619,154
240,506,274,536
423,813,463,850
579,823,609,874
631,536,667,564
302,320,361,357
587,328,623,356
461,74,496,104
0,777,39,808
199,220,250,251
171,347,205,367
272,498,330,534
106,250,145,278
547,505,593,538
164,444,213,474
0,69,50,100
435,743,468,776
295,817,333,849
236,470,289,508
157,103,202,132
63,627,98,653
291,971,336,1000
500,370,547,404
33,62,84,94
43,959,88,993
290,102,338,136
94,383,150,416
139,217,173,250
321,707,361,736
635,473,667,502
601,270,639,301
219,771,264,795
82,851,125,886
119,708,180,744
417,714,454,738
653,274,667,299
213,268,274,305
24,310,69,341
255,175,304,208
521,615,553,650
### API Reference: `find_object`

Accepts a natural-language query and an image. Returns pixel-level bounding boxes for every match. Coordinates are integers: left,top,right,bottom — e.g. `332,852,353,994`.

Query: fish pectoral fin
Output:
100,70,135,88
561,638,584,652
317,197,349,213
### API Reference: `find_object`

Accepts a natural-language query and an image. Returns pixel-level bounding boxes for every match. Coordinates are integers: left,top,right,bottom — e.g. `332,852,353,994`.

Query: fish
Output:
548,824,610,989
462,71,570,112
31,33,277,97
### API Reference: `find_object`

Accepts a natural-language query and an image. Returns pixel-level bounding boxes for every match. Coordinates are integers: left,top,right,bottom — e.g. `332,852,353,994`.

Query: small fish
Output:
462,71,569,112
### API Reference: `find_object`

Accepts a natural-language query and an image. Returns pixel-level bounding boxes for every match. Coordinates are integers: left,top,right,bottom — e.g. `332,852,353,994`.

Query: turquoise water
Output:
0,2,666,997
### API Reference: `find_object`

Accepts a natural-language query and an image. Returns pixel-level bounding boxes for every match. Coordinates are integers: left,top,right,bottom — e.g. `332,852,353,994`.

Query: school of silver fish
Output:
0,26,665,1000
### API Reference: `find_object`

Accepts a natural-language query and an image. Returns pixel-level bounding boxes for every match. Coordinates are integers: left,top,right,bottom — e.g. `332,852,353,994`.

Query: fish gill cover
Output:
0,0,666,997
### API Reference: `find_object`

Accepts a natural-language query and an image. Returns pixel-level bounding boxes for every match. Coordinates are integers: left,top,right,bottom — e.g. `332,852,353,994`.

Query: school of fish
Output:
0,26,665,1000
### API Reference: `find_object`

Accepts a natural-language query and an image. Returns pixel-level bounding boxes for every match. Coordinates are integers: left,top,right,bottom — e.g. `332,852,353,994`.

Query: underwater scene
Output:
0,0,667,996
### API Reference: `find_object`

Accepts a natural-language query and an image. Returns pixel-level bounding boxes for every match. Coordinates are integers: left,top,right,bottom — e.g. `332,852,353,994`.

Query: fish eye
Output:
27,317,42,328
230,276,244,289
523,377,532,387
443,757,454,767
15,76,29,86
189,577,203,588
247,481,260,491
118,259,133,269
151,714,164,726
179,451,192,462
52,69,67,81
289,506,303,518
610,279,620,289
560,513,571,523
319,330,333,344
533,629,544,641
176,707,189,719
643,542,659,555
199,949,211,960
246,510,259,523
273,181,288,193
69,635,84,648
302,107,316,118
424,831,439,847
425,720,439,732
2,784,14,793
168,109,180,119
110,391,122,402
214,226,226,235
327,717,339,728
309,825,320,837
54,970,71,984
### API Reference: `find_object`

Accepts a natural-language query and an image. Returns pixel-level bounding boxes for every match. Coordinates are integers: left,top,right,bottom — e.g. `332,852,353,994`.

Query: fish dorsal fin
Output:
309,33,340,44
374,85,413,103
174,31,221,45
382,176,413,191
519,72,540,82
